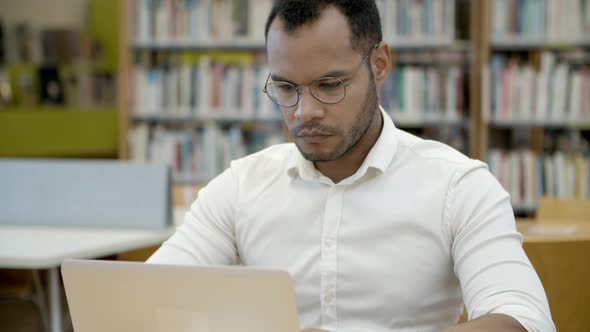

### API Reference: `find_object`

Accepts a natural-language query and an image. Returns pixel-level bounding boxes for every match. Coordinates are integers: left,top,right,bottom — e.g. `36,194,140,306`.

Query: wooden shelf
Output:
0,107,119,158
132,40,266,51
390,112,469,128
386,37,455,49
487,117,590,130
173,174,212,185
132,38,469,52
491,36,590,50
131,112,283,123
131,111,467,128
512,203,538,215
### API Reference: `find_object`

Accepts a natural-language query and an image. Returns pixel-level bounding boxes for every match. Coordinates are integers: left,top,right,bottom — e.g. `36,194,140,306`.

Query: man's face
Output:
266,7,379,162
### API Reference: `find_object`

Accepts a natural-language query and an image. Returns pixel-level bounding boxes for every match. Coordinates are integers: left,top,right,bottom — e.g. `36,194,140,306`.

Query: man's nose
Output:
294,87,325,123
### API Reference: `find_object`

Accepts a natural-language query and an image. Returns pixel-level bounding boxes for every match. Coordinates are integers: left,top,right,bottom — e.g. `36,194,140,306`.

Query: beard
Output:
291,74,380,162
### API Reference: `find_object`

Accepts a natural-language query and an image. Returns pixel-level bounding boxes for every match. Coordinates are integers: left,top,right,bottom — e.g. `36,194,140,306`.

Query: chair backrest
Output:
0,159,171,229
536,197,590,223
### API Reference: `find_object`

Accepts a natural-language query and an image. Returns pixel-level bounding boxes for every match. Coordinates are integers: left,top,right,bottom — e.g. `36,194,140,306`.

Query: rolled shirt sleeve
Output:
147,166,240,266
448,166,555,332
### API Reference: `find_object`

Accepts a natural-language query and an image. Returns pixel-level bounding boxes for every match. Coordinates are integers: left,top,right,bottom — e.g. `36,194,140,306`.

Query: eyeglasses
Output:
263,44,378,108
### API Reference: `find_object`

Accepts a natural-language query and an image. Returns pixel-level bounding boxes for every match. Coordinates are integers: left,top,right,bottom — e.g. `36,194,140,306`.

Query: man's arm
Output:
147,167,240,265
447,165,555,332
442,314,526,332
302,314,526,332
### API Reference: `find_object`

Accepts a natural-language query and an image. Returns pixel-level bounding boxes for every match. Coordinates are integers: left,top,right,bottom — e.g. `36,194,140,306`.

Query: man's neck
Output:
314,111,383,184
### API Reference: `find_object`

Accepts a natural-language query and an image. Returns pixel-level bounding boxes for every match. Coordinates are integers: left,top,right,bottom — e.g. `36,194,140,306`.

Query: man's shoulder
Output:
396,129,486,172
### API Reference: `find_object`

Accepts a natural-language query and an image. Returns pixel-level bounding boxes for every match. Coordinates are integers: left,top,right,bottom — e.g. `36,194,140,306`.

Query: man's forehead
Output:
266,43,358,84
266,6,354,61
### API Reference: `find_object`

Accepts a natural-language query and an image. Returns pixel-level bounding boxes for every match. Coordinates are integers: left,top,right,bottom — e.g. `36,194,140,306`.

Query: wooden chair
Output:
536,197,590,222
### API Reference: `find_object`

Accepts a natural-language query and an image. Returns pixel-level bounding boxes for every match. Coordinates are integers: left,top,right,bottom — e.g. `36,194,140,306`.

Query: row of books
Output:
130,0,272,44
0,20,104,66
492,0,590,43
0,65,116,108
488,149,590,208
130,0,457,46
380,66,466,122
0,19,117,108
131,54,468,123
486,52,590,123
129,123,284,181
375,0,455,43
131,55,277,117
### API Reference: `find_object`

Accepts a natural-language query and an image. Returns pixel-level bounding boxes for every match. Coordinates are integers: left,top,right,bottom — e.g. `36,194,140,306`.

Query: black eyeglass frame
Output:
263,44,379,108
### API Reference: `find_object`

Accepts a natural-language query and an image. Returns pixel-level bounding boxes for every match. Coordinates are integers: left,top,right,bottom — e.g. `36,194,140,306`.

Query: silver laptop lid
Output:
62,260,300,332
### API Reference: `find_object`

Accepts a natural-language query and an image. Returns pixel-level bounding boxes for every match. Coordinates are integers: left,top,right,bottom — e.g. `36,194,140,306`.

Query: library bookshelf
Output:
480,0,590,214
119,0,473,185
118,0,590,216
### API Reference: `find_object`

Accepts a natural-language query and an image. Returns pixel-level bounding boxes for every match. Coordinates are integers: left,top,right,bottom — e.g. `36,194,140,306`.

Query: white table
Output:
0,224,175,332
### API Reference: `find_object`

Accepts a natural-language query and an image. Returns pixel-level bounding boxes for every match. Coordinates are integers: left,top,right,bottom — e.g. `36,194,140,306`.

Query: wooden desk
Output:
517,220,590,332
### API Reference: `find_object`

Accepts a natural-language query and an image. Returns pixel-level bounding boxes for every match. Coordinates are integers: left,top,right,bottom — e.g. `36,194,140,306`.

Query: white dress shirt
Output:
148,109,555,332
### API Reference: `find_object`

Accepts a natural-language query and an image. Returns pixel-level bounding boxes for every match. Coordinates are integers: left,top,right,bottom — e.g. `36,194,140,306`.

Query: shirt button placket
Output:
320,185,344,330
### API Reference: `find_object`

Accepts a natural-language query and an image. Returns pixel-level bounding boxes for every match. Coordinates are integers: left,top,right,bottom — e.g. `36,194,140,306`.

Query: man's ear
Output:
371,42,392,89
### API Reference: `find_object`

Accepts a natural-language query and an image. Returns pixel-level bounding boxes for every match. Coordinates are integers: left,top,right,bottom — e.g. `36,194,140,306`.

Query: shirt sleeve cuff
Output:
482,304,556,332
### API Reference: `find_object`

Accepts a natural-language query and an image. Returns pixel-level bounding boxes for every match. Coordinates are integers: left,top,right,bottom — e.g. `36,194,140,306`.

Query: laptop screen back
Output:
61,260,300,332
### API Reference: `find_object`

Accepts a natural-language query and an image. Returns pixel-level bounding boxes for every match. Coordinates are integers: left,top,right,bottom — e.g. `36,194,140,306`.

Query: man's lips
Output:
297,130,332,143
297,129,331,137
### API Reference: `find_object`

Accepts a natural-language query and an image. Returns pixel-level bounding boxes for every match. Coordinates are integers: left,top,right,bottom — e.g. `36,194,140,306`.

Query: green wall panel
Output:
0,108,119,158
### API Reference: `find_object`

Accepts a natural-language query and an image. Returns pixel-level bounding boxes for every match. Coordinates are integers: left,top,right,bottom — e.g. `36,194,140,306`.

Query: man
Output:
148,1,555,331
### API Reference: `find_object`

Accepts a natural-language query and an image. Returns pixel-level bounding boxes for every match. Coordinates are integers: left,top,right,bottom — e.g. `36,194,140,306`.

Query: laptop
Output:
62,260,301,332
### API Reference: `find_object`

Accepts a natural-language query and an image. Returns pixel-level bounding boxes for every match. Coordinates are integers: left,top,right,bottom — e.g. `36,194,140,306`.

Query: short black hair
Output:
264,0,383,55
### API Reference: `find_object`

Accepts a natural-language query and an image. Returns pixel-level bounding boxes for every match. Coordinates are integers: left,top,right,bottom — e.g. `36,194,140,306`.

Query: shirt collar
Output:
286,106,398,183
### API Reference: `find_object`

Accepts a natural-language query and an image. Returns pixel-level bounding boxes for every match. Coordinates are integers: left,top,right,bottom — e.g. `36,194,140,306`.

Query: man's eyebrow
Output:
320,69,351,78
270,69,353,85
270,74,298,85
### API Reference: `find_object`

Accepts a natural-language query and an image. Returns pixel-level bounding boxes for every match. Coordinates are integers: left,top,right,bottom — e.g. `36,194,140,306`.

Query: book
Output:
132,0,270,44
131,53,274,117
488,149,590,208
39,66,65,105
15,23,34,63
41,29,83,66
376,0,455,43
129,123,284,181
0,19,5,64
0,67,12,107
380,64,465,123
488,52,590,124
493,0,589,43
8,64,38,106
